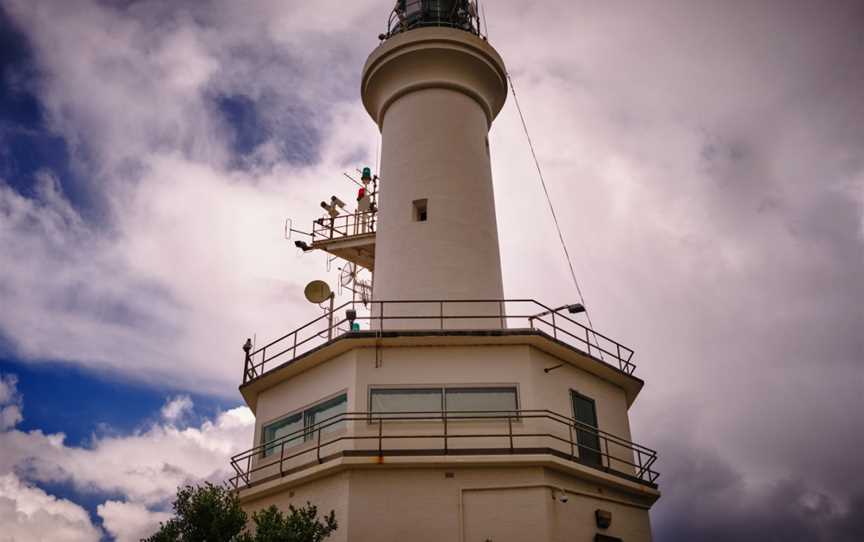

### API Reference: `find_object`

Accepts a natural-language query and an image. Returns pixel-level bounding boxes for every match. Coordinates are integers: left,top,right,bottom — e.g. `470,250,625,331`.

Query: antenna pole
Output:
327,293,335,341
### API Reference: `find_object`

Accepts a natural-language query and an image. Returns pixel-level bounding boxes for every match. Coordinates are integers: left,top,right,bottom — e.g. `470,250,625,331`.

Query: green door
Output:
571,391,602,467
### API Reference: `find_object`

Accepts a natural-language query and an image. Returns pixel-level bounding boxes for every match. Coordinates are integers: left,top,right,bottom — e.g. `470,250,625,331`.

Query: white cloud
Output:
0,0,380,394
0,374,22,431
98,500,171,542
0,374,17,404
0,0,862,539
0,473,101,542
2,404,254,506
0,373,254,540
160,395,193,423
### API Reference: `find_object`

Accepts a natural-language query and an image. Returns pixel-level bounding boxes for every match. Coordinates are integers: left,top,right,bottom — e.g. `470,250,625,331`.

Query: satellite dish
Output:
304,280,332,304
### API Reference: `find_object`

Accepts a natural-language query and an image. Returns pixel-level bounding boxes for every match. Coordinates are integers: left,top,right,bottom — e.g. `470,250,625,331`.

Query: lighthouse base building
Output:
231,3,659,541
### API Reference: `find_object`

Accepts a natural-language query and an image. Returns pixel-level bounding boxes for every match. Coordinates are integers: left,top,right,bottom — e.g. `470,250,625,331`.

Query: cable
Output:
506,72,603,355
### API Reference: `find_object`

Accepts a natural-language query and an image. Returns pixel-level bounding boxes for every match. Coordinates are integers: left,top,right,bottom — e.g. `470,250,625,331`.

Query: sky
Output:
0,0,862,540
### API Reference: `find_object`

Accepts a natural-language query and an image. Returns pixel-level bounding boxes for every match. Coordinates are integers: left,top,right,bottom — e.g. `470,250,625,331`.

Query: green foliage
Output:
143,483,337,542
250,504,338,542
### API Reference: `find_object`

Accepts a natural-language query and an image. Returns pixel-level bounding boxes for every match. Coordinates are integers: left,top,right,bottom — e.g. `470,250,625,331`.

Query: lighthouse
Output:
232,2,660,541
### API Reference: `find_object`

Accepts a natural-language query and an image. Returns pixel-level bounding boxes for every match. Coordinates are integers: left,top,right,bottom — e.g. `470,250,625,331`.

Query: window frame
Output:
368,384,519,421
260,391,348,458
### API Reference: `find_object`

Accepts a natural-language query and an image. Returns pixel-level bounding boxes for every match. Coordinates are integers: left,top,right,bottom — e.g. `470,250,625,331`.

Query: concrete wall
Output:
361,28,509,328
248,343,637,479
241,466,653,542
250,350,356,481
242,471,350,542
242,342,654,541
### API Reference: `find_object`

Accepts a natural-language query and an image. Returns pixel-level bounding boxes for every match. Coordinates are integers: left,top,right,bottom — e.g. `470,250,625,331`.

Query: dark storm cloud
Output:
489,1,863,540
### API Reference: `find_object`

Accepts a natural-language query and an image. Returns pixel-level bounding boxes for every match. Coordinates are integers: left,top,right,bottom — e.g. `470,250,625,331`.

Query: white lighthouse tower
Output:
232,2,660,541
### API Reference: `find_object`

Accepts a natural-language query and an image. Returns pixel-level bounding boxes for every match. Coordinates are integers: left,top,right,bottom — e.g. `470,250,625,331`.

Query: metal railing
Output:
382,0,481,41
312,211,377,243
242,299,636,385
228,409,658,490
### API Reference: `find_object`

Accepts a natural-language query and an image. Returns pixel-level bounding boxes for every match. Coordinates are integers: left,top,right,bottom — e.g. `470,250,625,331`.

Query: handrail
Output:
382,0,482,41
312,211,376,243
228,409,659,490
242,299,637,384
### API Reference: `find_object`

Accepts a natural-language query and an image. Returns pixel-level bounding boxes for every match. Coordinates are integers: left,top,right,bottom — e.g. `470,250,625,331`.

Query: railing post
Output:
569,424,575,459
585,328,592,356
327,294,334,341
603,437,611,470
499,300,505,329
443,413,448,455
507,416,514,453
552,312,557,339
317,428,323,464
292,333,298,360
279,441,285,476
378,418,383,456
440,301,444,330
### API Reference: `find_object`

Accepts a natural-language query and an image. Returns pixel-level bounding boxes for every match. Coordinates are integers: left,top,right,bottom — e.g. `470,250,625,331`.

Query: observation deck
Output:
310,211,376,271
229,408,659,493
241,299,641,402
234,300,657,501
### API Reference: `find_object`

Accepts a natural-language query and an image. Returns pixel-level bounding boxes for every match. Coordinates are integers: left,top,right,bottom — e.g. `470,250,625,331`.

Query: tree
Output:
143,483,337,542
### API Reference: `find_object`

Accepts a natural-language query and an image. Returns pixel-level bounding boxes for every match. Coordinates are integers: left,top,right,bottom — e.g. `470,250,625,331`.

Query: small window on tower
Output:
412,199,428,222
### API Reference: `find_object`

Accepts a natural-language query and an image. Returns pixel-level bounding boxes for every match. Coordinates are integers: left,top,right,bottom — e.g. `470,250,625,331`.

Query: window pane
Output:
445,387,517,416
370,388,442,418
305,394,347,439
571,394,597,427
262,413,302,457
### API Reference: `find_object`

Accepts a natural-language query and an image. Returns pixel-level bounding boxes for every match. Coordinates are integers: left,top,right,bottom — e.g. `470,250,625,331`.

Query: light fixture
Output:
595,509,612,529
567,303,586,315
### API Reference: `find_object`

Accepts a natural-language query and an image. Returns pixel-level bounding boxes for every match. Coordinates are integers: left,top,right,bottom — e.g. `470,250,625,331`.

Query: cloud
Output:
0,472,101,542
0,374,22,430
98,500,171,542
160,395,193,423
0,372,253,539
0,0,380,394
0,0,862,540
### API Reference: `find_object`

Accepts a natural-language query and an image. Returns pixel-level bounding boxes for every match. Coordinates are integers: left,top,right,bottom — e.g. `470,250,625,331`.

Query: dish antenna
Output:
304,280,333,304
304,280,336,341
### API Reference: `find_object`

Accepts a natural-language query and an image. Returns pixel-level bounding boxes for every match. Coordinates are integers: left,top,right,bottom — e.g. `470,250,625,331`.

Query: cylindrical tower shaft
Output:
361,27,508,315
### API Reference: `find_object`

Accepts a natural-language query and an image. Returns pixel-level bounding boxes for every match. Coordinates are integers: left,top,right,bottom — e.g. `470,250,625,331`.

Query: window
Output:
304,394,347,435
370,386,517,418
370,388,442,418
445,387,518,417
262,413,302,457
262,393,347,457
571,390,602,466
412,199,428,222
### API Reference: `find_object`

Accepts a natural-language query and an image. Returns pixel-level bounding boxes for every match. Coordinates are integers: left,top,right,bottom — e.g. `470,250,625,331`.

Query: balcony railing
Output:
242,299,636,385
312,211,376,243
228,409,659,491
382,0,482,42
